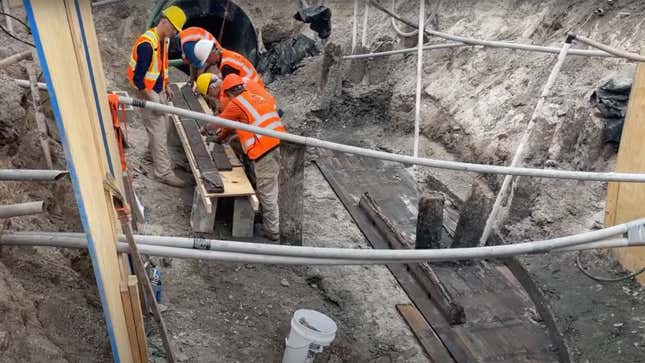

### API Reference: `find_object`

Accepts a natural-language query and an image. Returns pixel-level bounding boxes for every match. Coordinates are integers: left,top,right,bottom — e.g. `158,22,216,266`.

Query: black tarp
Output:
590,78,632,149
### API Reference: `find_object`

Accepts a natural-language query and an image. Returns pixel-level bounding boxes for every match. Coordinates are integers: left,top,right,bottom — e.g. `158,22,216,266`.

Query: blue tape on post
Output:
22,1,121,362
73,0,115,177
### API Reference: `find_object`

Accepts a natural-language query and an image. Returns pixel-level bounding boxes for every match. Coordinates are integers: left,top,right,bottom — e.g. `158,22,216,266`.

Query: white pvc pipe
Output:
13,78,48,90
3,219,643,262
412,0,424,161
119,96,645,183
479,39,572,247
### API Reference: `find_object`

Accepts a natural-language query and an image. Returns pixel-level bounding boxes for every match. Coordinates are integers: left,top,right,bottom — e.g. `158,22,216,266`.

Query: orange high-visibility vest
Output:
127,28,168,91
220,49,264,87
230,91,285,160
219,77,275,111
179,27,215,48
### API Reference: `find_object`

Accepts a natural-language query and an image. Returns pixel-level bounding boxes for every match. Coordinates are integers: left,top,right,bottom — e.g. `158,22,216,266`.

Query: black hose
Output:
575,252,645,283
0,11,35,48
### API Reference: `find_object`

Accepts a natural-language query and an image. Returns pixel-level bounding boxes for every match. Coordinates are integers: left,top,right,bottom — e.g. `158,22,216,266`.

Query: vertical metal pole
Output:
351,0,359,54
361,0,369,47
413,0,425,160
479,37,573,247
2,0,12,34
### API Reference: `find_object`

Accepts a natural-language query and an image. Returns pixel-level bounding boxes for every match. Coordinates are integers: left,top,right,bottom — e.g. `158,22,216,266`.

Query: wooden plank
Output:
232,197,254,237
315,158,467,362
169,111,213,214
204,166,255,197
604,48,645,285
191,188,216,233
128,275,149,363
211,142,233,171
25,1,133,360
397,304,455,363
170,84,224,193
120,281,143,363
223,144,243,167
359,193,466,325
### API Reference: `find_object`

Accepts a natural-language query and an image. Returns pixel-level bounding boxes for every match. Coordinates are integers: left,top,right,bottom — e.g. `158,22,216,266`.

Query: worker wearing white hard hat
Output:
194,39,264,88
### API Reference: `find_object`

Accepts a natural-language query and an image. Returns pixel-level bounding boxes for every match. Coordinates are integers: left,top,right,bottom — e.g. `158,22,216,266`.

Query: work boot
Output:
155,172,189,188
263,230,280,242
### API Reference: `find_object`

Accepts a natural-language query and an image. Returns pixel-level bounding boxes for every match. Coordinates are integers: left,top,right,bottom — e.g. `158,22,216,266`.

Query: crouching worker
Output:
198,74,285,241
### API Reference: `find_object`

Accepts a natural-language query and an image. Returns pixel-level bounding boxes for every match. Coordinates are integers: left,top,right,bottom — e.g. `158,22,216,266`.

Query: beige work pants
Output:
135,89,173,178
253,148,281,236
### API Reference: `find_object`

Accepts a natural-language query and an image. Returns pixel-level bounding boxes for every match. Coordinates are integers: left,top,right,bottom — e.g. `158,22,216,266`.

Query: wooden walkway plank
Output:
397,304,455,363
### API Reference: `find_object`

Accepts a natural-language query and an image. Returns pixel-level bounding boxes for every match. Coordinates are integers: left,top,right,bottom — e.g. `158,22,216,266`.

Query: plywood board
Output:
604,49,645,285
205,166,255,197
24,0,133,360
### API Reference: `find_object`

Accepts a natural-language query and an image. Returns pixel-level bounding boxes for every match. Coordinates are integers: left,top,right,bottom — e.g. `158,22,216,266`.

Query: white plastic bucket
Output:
282,309,338,363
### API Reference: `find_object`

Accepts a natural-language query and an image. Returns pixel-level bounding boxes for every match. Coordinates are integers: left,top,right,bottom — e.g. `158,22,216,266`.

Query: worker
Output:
193,39,265,88
178,26,221,83
195,72,275,112
127,5,187,187
207,74,285,241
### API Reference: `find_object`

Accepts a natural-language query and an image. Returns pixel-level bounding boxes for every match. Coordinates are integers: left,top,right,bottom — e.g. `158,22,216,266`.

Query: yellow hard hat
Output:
161,5,186,31
196,73,220,96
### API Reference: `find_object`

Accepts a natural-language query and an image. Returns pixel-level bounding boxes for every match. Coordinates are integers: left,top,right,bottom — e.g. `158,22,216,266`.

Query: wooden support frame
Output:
25,0,133,360
604,48,645,285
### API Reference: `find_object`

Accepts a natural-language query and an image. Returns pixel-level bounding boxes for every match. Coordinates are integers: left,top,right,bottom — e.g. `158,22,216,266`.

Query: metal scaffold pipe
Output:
118,96,645,183
0,201,45,219
0,169,68,181
368,0,635,60
3,219,644,262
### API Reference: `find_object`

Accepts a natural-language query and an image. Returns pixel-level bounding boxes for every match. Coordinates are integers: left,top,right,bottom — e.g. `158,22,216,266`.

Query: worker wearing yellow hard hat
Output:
126,5,188,187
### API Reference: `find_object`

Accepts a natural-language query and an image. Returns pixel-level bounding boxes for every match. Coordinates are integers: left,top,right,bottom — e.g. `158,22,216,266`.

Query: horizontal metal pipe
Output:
0,51,32,69
342,42,466,60
4,219,643,261
0,169,68,181
368,1,626,60
1,234,644,265
119,96,645,183
0,201,45,219
13,78,48,90
571,34,645,62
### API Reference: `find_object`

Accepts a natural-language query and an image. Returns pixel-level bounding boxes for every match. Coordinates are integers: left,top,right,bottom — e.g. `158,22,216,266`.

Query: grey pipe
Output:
3,219,643,261
0,169,68,181
0,201,45,219
342,42,467,60
1,234,644,265
368,1,625,60
119,96,645,183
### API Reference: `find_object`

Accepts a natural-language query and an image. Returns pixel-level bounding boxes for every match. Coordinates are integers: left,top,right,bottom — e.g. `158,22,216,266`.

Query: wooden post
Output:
416,193,444,249
191,189,216,233
232,197,254,237
605,47,645,285
453,180,494,249
26,58,54,169
319,42,343,110
25,1,133,359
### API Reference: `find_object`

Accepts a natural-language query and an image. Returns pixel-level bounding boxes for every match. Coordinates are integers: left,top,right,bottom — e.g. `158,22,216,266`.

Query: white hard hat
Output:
194,39,216,65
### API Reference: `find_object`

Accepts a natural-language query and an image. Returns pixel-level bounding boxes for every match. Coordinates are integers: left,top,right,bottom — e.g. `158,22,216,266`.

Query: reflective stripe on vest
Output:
127,29,168,91
179,27,215,48
233,92,285,159
221,56,260,83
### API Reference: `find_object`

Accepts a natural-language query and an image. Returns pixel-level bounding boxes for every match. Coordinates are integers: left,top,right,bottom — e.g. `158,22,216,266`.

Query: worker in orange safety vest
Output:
127,5,188,187
193,39,265,88
195,72,275,112
206,74,285,241
178,26,221,83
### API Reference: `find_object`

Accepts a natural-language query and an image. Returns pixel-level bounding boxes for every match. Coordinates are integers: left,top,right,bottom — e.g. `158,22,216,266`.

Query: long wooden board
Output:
169,84,224,193
604,48,645,285
25,0,133,360
316,151,561,362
